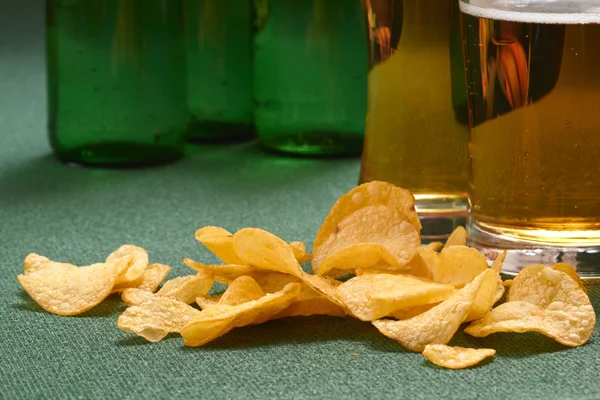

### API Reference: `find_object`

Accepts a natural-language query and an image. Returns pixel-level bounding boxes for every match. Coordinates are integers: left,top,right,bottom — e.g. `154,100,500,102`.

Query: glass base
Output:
258,131,363,157
415,193,468,242
468,220,600,279
187,120,255,143
53,142,183,167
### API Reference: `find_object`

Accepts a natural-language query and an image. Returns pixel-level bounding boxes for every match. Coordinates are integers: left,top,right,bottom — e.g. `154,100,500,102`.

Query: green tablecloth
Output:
2,2,600,399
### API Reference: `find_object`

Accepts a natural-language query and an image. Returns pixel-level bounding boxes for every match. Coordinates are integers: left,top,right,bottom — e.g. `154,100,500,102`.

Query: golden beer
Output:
461,1,600,275
360,0,469,239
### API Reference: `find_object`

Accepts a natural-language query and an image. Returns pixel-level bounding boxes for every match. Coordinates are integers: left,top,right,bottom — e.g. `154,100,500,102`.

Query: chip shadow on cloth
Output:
14,291,126,317
116,333,181,347
179,316,399,351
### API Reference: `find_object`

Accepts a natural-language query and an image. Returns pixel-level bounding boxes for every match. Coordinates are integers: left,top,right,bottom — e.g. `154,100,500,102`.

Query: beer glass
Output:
360,0,470,241
460,0,600,276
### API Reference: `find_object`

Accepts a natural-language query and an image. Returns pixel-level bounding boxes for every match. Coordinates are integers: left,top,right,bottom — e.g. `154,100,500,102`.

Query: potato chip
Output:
434,246,489,287
465,270,502,322
405,246,437,280
23,254,76,275
422,344,495,369
425,242,443,251
466,265,595,347
233,228,304,277
181,283,301,347
552,263,586,293
195,295,220,309
121,288,154,307
313,181,421,252
289,241,311,264
18,258,125,316
117,296,202,342
112,263,171,294
503,279,513,287
491,251,507,273
184,258,255,284
155,271,214,304
372,269,495,352
313,206,420,277
316,243,401,278
337,273,456,321
219,276,265,306
106,245,149,286
195,226,245,265
443,227,468,248
389,304,437,320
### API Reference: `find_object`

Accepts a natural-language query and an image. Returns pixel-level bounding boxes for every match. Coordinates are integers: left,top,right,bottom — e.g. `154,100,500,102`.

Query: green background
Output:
1,1,600,399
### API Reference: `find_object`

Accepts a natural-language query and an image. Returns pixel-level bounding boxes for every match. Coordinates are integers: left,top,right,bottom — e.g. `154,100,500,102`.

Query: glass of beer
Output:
460,0,600,276
360,0,470,241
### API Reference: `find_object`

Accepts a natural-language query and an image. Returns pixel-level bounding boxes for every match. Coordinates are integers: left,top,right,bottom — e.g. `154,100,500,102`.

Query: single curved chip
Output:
233,228,304,277
155,271,214,304
313,206,420,277
389,304,437,320
121,288,154,307
422,345,495,369
18,260,123,316
106,245,149,286
372,269,495,352
491,251,507,273
184,258,255,284
23,254,76,275
195,295,220,309
317,243,400,278
466,265,595,347
195,226,245,265
219,276,265,306
289,241,311,264
181,283,301,347
313,181,421,252
117,296,202,342
433,246,489,287
337,273,456,321
405,246,438,280
552,263,586,293
465,270,503,322
112,263,171,294
443,227,468,248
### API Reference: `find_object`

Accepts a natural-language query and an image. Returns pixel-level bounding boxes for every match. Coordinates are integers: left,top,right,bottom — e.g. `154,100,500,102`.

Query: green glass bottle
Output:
47,0,190,166
184,0,254,142
253,0,368,156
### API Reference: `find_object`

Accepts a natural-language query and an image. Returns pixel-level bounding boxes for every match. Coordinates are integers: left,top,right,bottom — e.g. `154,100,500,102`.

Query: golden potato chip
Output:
313,181,421,252
503,279,513,287
289,241,311,264
106,245,149,286
404,247,438,280
466,265,595,347
389,304,437,320
155,271,214,304
23,254,76,275
491,251,507,273
300,273,347,310
181,283,301,347
465,270,502,322
313,205,420,277
422,345,495,369
18,258,125,316
195,295,220,309
443,227,468,248
117,296,202,342
372,269,495,352
552,263,586,293
184,258,255,284
195,226,245,265
233,228,304,277
112,263,171,294
317,243,401,278
219,276,265,306
121,288,154,307
425,242,443,251
337,273,456,321
434,246,489,287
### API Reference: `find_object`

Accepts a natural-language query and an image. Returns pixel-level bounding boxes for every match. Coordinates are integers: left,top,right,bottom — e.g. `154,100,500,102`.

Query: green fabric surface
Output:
2,2,600,399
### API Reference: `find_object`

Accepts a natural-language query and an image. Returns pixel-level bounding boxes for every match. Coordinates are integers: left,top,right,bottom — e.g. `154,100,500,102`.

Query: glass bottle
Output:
47,0,190,166
184,0,254,142
253,0,368,156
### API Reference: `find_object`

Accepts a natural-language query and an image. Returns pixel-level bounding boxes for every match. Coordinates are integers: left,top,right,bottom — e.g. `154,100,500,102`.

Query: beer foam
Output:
460,3,600,24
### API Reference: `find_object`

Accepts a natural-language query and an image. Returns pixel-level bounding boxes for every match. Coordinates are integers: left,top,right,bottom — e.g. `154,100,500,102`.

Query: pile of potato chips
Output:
17,181,596,369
